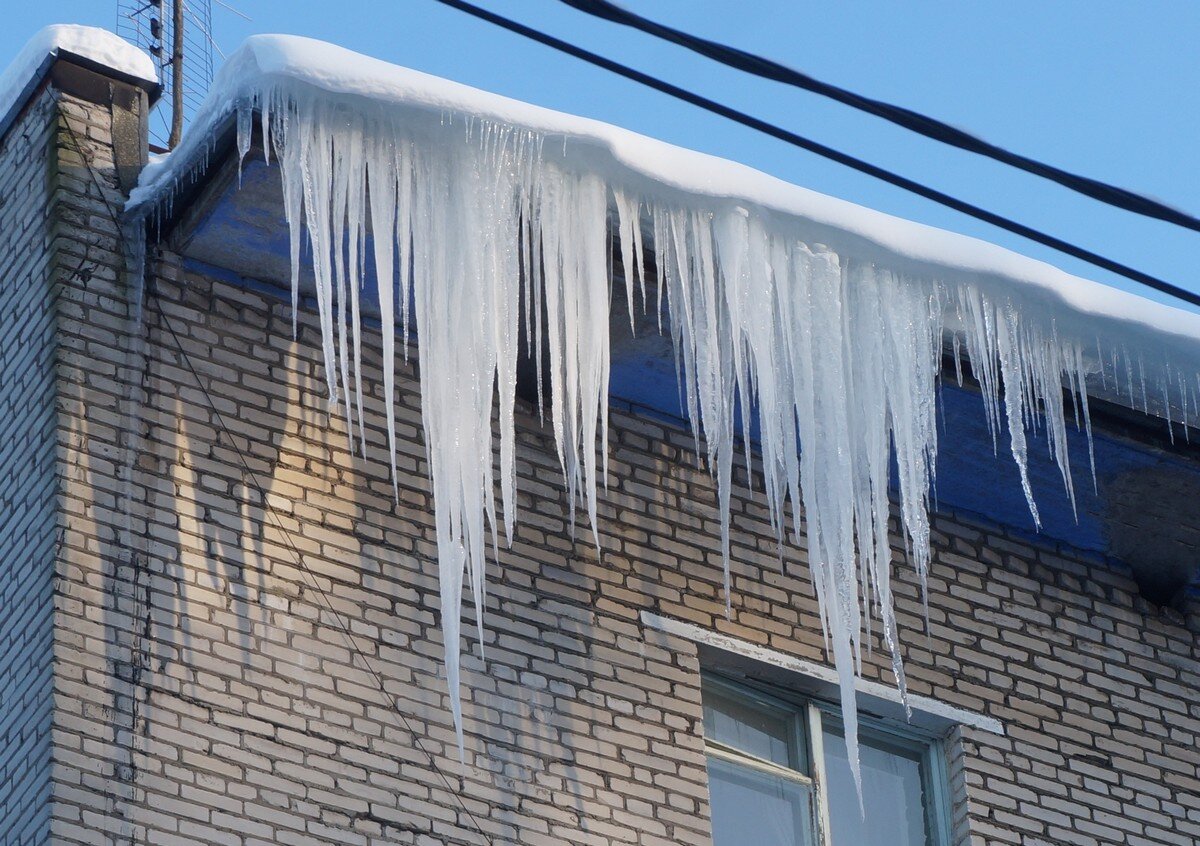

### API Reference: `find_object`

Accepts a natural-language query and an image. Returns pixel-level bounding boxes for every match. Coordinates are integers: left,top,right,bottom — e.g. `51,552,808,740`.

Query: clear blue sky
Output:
6,1,1199,310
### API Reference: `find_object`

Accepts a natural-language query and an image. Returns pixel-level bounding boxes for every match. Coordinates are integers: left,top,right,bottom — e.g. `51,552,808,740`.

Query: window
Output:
702,674,949,846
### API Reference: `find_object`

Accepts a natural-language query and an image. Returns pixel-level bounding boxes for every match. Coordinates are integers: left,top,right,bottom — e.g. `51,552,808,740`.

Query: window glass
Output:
821,727,928,846
702,684,796,768
701,677,943,846
707,754,817,846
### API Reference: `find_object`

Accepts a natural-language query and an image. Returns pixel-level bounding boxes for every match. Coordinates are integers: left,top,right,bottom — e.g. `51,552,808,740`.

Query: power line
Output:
558,0,1200,237
60,118,496,846
431,0,1200,311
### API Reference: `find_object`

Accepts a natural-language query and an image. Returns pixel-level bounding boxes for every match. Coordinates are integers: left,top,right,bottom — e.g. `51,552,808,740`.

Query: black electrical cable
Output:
560,0,1200,237
431,0,1200,310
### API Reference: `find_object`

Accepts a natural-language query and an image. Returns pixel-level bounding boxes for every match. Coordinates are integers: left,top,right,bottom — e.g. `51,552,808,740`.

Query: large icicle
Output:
134,39,1200,796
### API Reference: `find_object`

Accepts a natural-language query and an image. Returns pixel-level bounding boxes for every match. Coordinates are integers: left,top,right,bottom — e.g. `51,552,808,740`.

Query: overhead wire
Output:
558,0,1200,236
431,0,1200,310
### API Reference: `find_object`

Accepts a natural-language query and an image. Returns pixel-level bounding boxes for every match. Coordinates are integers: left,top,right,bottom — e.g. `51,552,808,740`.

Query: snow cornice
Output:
0,25,158,144
130,34,1200,365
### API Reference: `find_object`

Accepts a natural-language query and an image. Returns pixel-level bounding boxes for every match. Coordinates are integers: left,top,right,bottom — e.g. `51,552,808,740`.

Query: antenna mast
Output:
117,0,215,149
169,0,185,148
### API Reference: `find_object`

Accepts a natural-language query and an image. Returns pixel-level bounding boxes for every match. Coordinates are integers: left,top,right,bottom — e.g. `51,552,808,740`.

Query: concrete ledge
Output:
642,610,1005,736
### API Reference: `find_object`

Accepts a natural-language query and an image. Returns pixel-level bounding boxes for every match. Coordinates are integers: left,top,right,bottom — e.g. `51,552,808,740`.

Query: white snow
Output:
0,25,157,128
128,34,1200,793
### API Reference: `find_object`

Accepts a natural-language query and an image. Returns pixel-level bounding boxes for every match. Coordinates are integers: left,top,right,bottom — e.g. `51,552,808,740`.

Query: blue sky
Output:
5,1,1199,310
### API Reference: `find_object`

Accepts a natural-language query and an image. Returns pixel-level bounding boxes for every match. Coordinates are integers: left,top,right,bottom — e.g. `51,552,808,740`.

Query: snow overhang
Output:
0,25,159,145
130,35,1200,426
129,35,1200,605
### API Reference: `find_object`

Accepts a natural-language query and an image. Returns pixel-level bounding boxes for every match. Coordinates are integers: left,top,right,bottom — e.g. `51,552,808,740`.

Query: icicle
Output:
367,134,400,501
236,105,251,185
119,215,149,548
613,187,640,334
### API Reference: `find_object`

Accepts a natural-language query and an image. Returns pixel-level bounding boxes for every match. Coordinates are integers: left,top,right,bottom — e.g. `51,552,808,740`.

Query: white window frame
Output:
702,672,953,846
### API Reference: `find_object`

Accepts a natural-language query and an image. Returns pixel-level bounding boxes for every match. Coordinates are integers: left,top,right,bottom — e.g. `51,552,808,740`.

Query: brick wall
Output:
0,73,151,844
43,247,1198,845
0,89,58,845
44,85,152,846
9,69,1200,846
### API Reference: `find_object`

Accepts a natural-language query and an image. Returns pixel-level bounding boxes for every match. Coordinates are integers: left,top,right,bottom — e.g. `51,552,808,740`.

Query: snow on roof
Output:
131,34,1200,357
0,25,157,135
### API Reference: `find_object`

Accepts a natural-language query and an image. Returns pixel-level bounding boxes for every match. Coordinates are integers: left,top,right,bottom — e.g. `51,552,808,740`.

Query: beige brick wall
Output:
9,69,1200,846
0,73,151,845
0,88,59,845
43,87,153,846
45,252,1199,845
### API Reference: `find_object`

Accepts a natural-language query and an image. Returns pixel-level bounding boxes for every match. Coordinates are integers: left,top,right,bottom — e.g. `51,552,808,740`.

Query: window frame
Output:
701,672,952,846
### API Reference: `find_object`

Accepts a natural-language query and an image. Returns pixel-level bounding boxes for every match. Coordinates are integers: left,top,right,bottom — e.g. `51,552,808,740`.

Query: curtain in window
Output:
822,730,927,846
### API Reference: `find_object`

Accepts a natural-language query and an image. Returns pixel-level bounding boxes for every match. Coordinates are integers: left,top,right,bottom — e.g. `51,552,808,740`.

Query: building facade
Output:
1,39,1199,846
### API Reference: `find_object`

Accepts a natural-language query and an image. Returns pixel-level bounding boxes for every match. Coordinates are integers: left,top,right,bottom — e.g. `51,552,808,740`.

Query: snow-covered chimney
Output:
0,26,160,191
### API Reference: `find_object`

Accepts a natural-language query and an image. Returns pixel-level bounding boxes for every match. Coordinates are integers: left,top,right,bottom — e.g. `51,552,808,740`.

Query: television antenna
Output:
117,0,216,149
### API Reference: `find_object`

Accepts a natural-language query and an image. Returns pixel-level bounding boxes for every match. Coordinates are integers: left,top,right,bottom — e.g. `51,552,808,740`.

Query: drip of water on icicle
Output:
202,81,1199,797
119,217,150,560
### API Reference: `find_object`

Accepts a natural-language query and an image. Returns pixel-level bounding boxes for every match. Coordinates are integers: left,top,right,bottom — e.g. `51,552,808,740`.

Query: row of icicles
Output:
164,86,1197,798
